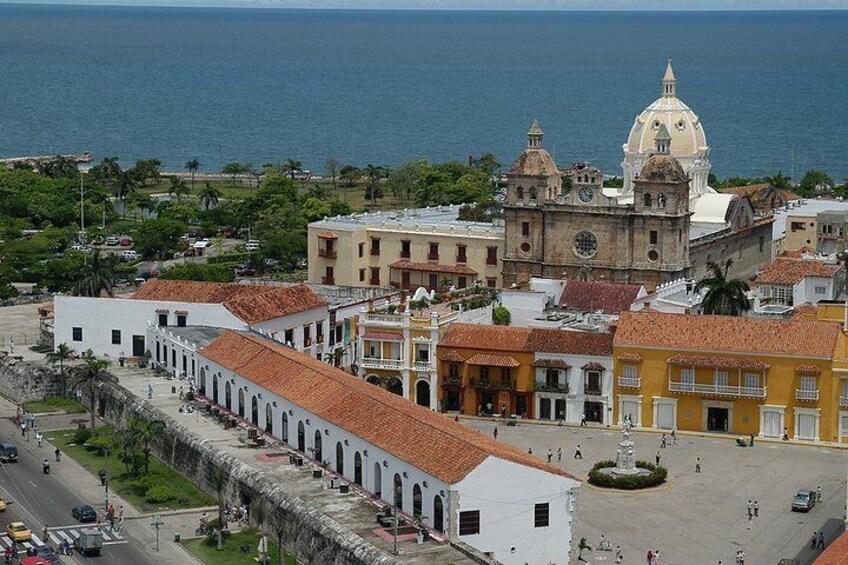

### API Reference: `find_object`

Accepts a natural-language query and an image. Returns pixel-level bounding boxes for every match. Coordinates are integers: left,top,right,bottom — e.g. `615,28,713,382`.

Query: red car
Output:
120,237,133,247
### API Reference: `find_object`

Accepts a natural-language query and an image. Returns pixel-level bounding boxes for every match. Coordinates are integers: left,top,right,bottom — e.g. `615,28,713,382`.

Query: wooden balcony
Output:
443,375,462,386
318,249,337,259
618,376,641,389
796,389,820,401
533,381,569,394
469,377,516,390
669,379,766,398
413,360,431,372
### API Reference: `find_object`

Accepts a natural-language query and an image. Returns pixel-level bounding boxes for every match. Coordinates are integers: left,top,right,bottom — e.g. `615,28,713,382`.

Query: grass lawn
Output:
24,397,86,414
51,427,215,512
182,528,298,565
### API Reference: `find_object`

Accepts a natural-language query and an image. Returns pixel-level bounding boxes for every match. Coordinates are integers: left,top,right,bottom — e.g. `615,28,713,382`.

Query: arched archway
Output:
643,192,652,208
251,395,259,426
224,381,232,411
335,442,344,475
517,186,524,200
393,473,403,509
365,374,381,386
657,193,667,208
354,452,362,485
212,376,219,404
238,388,245,417
265,403,273,433
373,463,382,497
386,376,403,396
529,186,537,201
313,430,323,462
297,421,305,452
413,484,422,518
415,380,431,408
281,412,289,443
199,368,206,394
433,495,444,532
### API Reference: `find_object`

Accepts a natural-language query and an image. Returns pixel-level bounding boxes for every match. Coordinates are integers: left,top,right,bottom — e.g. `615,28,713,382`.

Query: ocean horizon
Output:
1,4,846,179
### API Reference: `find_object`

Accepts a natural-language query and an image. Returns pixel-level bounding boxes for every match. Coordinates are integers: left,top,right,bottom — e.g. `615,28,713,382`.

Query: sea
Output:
0,4,847,180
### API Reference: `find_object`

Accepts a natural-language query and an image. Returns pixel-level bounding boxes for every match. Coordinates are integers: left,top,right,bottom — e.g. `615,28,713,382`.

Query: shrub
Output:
587,460,667,490
386,305,397,314
138,472,168,491
204,518,230,540
84,435,112,452
492,305,511,326
73,428,93,445
145,484,176,503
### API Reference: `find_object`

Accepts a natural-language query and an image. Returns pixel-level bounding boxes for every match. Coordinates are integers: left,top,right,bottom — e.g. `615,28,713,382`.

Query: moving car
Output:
235,263,256,277
71,504,98,523
69,244,85,252
792,489,816,512
0,443,18,463
74,528,103,556
0,498,7,512
7,521,32,542
30,544,61,564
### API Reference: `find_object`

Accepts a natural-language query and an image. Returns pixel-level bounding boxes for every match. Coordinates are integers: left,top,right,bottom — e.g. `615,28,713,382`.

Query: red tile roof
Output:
755,257,841,286
814,531,848,565
795,364,822,374
617,352,643,362
317,231,338,239
615,311,841,359
389,260,478,276
465,353,520,367
581,362,606,371
531,359,572,369
201,331,577,484
363,331,403,342
668,354,770,370
132,280,327,323
439,350,464,363
441,324,613,357
558,280,643,314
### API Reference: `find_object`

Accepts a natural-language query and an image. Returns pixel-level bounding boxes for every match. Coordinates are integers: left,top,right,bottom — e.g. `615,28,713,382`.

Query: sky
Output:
3,0,847,9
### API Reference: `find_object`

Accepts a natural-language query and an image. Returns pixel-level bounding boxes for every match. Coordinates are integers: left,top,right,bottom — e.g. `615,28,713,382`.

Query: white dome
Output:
620,61,713,197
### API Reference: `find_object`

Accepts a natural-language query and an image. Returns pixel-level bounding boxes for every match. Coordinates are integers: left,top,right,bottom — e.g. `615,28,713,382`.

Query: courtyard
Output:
463,418,847,565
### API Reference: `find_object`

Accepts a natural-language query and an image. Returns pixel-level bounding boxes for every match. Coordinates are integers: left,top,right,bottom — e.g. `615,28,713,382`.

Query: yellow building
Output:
613,311,848,443
308,206,503,290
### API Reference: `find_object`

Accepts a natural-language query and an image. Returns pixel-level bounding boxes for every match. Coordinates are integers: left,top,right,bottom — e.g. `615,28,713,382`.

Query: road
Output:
0,419,156,565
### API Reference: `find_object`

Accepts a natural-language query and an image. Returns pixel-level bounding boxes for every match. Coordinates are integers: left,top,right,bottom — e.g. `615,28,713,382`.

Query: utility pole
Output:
150,515,164,551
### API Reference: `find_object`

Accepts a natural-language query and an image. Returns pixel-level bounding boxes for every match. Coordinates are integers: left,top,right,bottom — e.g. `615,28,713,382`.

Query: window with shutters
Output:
111,329,121,345
534,503,549,528
459,511,480,536
72,327,83,341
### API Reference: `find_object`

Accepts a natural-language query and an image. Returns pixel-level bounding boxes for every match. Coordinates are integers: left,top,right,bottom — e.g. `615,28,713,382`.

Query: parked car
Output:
7,521,32,542
120,250,139,261
792,489,816,512
0,443,18,463
245,239,261,252
235,263,256,277
69,244,85,252
72,504,98,523
119,237,133,247
105,235,120,246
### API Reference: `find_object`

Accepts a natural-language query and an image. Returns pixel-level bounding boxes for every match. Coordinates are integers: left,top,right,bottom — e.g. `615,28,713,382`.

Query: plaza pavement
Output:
463,418,847,565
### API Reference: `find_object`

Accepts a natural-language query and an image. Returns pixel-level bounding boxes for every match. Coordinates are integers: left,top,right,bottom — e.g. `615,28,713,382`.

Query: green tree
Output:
324,157,340,192
126,191,156,221
300,197,331,223
210,469,227,551
68,351,116,431
38,156,79,180
47,343,75,394
221,162,249,186
134,218,186,260
168,176,191,203
694,259,751,316
91,156,123,200
0,268,19,300
492,305,511,326
184,158,201,188
384,159,429,200
475,152,501,176
72,252,117,297
282,158,303,180
798,169,834,197
131,159,162,188
116,171,138,209
198,181,221,210
338,165,361,203
137,418,165,474
363,164,388,207
764,170,792,190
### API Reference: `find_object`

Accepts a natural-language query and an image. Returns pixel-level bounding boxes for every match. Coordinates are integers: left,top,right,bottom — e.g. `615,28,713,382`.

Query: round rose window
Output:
520,242,531,253
648,250,659,261
573,232,598,258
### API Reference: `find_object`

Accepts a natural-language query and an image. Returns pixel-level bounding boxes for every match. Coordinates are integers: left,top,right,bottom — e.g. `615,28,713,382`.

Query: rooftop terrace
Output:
310,205,503,237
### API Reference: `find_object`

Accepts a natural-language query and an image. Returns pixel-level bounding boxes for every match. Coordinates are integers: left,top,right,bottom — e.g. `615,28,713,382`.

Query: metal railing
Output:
617,376,641,388
412,361,431,372
362,313,405,325
359,358,404,370
533,381,569,393
469,377,516,390
669,380,766,398
795,389,820,401
318,249,337,259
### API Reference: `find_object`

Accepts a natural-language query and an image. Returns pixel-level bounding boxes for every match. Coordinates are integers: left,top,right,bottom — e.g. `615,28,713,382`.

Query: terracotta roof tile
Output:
531,359,572,369
581,361,606,371
617,352,643,362
792,303,818,320
525,329,614,356
439,350,464,363
756,257,841,286
814,531,848,565
317,231,338,239
465,353,520,367
558,280,643,314
441,324,613,357
615,311,840,359
389,260,478,276
132,280,326,323
668,354,770,370
201,331,577,484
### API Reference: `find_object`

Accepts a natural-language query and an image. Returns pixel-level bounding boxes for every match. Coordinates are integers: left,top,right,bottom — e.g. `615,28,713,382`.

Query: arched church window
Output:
657,193,667,208
643,193,652,208
529,187,537,201
517,186,524,200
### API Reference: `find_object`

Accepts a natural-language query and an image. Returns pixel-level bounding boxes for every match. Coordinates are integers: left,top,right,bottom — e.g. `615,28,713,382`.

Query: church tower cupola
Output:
662,59,676,98
527,119,544,148
655,123,671,154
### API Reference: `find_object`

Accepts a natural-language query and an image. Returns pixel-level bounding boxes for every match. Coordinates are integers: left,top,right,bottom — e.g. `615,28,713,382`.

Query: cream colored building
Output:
308,206,504,290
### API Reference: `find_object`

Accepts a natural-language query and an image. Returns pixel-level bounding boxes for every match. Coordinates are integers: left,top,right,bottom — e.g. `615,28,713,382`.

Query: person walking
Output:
782,427,789,441
614,546,623,564
646,550,653,565
36,431,43,447
557,447,562,462
753,501,759,517
746,500,753,519
20,421,26,437
746,515,753,531
492,426,498,440
817,531,825,550
147,384,153,399
811,531,818,549
816,485,822,502
574,444,583,459
580,413,587,427
54,448,61,462
655,451,661,466
527,447,533,455
695,457,701,473
749,433,754,446
547,449,553,463
671,430,677,445
661,433,667,448
738,549,746,565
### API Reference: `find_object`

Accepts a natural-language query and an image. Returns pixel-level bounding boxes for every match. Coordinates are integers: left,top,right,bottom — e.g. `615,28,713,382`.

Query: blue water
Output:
0,4,846,179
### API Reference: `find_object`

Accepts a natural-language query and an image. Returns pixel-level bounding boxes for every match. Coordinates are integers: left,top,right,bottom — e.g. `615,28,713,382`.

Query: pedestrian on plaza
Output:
580,413,587,427
739,549,746,565
36,431,43,447
574,444,583,459
782,427,789,441
655,452,661,466
671,430,677,445
661,433,667,448
654,549,661,564
557,447,562,462
147,384,153,399
811,532,818,549
646,550,653,565
492,426,498,440
20,422,26,437
547,449,553,463
179,386,185,400
41,525,49,542
747,500,753,518
614,546,623,563
695,457,701,473
749,433,754,447
118,505,124,521
29,413,35,428
54,448,61,462
817,531,825,550
816,485,822,502
528,447,533,455
753,501,759,517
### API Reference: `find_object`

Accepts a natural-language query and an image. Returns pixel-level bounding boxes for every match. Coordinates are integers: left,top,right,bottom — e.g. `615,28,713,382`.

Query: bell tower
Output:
662,59,676,98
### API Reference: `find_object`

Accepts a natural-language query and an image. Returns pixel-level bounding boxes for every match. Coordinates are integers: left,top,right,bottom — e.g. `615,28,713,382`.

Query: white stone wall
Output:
532,352,614,424
252,306,329,361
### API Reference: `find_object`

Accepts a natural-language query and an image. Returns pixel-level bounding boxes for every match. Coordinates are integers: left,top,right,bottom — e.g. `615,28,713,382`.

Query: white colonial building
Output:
196,330,580,565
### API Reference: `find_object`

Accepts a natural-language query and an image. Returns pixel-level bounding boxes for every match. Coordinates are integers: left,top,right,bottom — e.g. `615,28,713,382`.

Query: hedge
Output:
587,459,667,489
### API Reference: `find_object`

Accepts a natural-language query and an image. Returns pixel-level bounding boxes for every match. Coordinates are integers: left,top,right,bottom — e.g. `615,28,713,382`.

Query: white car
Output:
105,236,120,246
120,250,139,261
70,244,86,252
245,240,261,252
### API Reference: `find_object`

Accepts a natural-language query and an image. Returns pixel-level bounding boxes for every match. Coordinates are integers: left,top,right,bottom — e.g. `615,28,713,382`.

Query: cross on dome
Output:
662,59,677,98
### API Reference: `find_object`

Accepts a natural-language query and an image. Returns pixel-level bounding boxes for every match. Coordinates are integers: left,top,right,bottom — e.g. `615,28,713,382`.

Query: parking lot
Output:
463,419,847,565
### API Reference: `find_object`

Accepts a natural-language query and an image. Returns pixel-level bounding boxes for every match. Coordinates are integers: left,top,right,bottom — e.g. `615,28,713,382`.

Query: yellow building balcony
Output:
795,389,820,402
360,358,404,371
617,376,641,389
412,360,431,372
668,379,766,398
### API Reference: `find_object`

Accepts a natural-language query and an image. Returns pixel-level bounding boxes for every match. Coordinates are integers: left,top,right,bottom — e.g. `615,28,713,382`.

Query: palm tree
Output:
68,351,116,432
210,469,227,551
117,420,142,475
184,159,201,188
323,347,345,368
199,181,222,210
137,418,165,474
168,176,190,203
47,343,75,394
116,172,138,214
93,156,123,200
363,164,387,207
282,158,302,180
73,252,116,297
251,500,270,565
694,259,751,316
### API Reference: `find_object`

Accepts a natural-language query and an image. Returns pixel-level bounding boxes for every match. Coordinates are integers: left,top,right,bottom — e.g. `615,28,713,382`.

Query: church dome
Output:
509,120,560,177
639,153,688,184
625,60,708,159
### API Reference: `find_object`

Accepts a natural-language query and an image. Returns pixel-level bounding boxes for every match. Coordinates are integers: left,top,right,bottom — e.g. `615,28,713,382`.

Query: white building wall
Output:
500,290,548,327
454,457,578,565
53,296,246,358
799,275,836,306
533,353,614,424
251,306,329,362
